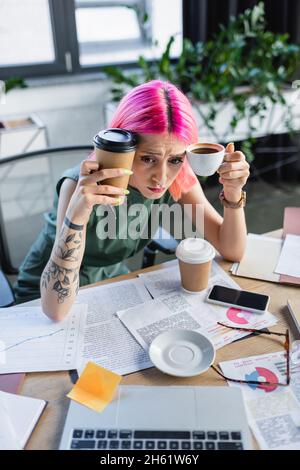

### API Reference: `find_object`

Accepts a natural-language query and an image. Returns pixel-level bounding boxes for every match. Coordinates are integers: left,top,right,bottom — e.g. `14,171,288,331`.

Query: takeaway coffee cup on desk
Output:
176,238,215,293
93,128,137,194
186,142,225,177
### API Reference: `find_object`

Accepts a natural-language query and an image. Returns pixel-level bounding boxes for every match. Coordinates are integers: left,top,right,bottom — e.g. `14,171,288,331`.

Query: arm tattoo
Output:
54,227,82,262
42,222,83,302
41,260,80,303
64,216,84,231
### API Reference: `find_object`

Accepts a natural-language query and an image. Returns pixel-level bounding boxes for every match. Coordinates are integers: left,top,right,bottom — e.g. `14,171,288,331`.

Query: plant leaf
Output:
66,234,75,243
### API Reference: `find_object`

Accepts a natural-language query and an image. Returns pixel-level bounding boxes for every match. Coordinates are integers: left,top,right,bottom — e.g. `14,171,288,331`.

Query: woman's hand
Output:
217,143,250,202
66,160,131,225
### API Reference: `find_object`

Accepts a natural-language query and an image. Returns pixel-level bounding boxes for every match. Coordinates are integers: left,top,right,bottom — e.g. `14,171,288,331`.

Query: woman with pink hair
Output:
15,80,249,320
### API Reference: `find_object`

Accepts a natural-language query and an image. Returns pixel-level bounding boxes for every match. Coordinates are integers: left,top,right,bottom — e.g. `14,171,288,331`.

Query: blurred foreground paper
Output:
0,391,46,449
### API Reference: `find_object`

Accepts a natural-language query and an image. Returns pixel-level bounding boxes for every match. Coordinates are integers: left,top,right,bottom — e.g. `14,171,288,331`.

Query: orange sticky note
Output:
67,362,122,412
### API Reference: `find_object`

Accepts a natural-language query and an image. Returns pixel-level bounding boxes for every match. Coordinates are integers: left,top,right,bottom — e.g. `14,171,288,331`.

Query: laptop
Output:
60,385,252,450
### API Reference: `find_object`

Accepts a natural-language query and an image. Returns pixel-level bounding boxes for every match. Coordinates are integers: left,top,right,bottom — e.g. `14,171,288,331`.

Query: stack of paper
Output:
231,207,300,285
0,390,46,449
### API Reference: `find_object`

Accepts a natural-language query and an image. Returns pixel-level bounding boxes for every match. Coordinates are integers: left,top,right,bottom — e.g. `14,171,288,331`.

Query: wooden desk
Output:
23,230,299,450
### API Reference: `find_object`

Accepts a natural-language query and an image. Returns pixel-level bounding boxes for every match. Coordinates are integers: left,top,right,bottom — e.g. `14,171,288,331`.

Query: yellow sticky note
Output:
67,362,122,412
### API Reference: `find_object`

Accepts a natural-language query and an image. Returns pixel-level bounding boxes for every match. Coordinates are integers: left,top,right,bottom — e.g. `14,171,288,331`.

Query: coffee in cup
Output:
186,142,225,177
93,128,137,192
190,147,219,154
176,238,215,293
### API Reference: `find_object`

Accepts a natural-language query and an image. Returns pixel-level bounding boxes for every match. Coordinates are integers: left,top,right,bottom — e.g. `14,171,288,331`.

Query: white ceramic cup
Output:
186,142,225,177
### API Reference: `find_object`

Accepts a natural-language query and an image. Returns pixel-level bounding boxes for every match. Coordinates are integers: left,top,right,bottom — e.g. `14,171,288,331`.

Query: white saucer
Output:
149,329,215,377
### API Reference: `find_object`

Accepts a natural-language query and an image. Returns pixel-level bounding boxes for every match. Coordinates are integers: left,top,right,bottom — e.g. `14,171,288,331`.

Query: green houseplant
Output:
0,76,27,106
103,2,300,162
4,76,27,93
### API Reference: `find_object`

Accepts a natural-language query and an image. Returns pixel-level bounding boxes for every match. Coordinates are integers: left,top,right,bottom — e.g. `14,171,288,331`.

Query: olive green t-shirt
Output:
14,165,175,303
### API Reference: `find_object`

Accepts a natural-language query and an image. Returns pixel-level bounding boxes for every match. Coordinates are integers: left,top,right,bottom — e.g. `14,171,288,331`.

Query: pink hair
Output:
92,80,199,201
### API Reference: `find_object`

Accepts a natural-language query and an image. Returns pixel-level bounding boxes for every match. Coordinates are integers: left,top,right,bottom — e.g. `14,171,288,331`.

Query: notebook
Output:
232,234,282,282
232,207,300,285
0,390,47,449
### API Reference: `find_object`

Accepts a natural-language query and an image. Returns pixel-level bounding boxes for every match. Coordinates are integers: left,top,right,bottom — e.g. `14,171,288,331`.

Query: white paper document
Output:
138,265,182,298
0,304,87,373
76,278,153,375
220,352,300,450
138,259,231,299
0,391,46,450
118,269,278,351
275,234,300,278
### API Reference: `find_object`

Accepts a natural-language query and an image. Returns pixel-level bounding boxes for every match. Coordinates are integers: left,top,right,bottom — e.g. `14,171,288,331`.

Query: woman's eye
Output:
169,157,184,165
141,156,156,164
140,155,184,165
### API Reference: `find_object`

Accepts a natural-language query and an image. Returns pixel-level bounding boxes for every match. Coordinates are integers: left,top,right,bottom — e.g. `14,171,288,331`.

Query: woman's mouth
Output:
147,186,165,193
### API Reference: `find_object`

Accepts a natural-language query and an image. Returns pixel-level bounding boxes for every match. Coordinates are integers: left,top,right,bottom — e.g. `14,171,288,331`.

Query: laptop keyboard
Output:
70,429,244,450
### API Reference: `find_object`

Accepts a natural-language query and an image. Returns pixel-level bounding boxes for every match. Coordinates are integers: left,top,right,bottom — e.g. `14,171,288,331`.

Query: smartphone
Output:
206,285,270,314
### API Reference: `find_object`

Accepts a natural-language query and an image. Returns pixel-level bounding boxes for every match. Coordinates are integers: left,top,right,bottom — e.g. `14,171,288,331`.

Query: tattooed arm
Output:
40,179,86,322
41,215,86,321
41,160,129,321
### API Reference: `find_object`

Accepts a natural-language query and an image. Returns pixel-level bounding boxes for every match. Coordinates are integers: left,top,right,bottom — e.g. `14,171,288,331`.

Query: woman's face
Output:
129,133,187,199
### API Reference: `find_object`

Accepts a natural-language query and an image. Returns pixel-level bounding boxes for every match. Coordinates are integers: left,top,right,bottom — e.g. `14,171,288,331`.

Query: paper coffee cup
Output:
176,238,215,293
93,128,137,190
186,142,225,177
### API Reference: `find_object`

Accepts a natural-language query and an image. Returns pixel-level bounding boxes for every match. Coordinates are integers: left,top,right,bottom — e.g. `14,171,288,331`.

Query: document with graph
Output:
0,304,87,373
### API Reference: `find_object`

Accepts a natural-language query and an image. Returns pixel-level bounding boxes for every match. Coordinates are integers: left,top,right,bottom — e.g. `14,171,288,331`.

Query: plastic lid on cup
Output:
176,238,215,264
94,128,137,153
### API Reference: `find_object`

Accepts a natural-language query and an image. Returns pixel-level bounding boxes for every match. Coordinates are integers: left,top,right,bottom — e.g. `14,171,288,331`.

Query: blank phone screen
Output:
208,285,269,310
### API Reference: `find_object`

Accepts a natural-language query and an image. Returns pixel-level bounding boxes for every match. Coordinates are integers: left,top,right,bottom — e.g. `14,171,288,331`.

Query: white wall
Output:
0,77,112,147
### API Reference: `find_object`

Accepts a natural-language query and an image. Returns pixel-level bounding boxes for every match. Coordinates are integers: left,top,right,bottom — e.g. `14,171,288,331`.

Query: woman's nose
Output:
152,165,167,186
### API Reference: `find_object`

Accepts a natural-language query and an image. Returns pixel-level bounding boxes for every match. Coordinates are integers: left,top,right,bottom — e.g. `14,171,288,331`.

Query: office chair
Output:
142,226,178,268
0,146,178,275
0,146,94,274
